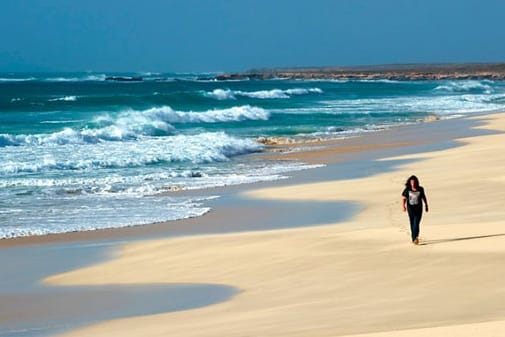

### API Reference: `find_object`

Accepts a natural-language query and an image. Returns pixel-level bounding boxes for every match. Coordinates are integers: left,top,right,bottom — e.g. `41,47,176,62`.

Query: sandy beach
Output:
1,112,504,337
3,0,505,335
19,112,501,337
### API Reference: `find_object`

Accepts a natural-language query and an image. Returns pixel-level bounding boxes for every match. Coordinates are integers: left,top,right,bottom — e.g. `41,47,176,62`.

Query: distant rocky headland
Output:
213,63,505,81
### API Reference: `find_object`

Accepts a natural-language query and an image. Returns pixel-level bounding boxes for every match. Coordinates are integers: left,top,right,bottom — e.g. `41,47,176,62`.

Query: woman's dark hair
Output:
405,175,420,189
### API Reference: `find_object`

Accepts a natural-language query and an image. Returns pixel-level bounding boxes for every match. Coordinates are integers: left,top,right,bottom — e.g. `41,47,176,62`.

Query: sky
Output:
1,0,504,73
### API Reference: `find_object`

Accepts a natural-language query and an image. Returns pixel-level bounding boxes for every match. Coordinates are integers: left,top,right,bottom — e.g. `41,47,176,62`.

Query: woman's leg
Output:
412,211,422,242
408,209,422,242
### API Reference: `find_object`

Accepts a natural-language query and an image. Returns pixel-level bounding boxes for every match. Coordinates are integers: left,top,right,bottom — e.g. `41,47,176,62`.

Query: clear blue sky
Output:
1,0,504,73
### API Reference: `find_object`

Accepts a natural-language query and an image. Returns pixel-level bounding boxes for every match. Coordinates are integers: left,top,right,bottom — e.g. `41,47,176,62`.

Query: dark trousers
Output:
407,207,422,241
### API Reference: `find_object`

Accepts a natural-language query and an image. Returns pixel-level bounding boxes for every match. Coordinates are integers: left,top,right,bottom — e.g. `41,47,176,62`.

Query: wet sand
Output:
2,113,505,336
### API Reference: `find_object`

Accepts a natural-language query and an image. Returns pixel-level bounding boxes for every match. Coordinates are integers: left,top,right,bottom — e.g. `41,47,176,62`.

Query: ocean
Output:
1,72,504,238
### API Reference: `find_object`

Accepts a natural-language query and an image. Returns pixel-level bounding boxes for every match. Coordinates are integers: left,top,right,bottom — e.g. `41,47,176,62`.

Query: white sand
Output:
46,113,505,337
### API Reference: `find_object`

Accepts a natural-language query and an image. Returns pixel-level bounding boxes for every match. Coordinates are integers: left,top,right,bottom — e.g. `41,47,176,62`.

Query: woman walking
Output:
402,175,428,245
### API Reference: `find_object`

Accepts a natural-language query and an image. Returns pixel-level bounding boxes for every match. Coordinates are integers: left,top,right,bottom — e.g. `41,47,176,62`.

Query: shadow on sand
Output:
420,233,505,246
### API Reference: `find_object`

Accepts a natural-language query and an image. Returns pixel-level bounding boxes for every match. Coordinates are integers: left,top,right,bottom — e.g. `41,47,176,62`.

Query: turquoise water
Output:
1,73,504,238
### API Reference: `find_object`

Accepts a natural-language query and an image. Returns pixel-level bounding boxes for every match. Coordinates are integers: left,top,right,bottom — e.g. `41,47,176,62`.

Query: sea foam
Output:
434,80,494,94
0,195,214,239
310,92,505,116
0,77,36,82
205,88,323,100
91,105,269,139
48,96,78,102
128,105,270,123
44,74,107,82
0,132,263,174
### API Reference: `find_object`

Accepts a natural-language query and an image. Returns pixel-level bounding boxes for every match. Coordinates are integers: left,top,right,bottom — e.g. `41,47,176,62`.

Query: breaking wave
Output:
48,96,78,102
0,105,269,147
118,104,270,124
0,77,37,82
205,87,323,100
0,131,263,174
434,80,494,94
43,74,107,82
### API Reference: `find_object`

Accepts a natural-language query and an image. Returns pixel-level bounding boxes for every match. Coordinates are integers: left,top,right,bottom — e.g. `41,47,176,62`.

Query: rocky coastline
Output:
213,63,505,81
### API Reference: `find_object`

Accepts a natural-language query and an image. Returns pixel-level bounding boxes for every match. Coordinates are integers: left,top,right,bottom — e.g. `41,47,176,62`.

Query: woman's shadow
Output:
420,233,505,245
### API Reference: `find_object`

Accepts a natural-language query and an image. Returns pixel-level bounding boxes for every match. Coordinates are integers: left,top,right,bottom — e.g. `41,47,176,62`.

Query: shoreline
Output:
2,112,504,336
0,114,489,249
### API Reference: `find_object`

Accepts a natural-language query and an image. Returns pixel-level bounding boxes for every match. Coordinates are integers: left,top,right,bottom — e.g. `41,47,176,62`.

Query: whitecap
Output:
44,74,106,82
205,87,323,100
107,105,270,128
0,77,36,82
204,89,236,100
48,96,77,102
434,80,494,94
